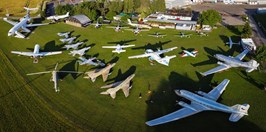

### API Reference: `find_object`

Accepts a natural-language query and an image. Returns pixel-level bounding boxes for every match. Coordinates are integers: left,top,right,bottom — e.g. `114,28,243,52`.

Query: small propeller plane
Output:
125,26,149,35
175,32,192,38
69,47,91,56
200,49,259,76
57,32,70,38
60,36,76,44
146,79,250,126
148,32,167,38
84,63,116,82
27,63,82,92
127,19,152,29
63,42,84,50
180,49,198,57
128,47,177,66
91,20,106,28
226,36,240,49
106,23,129,32
197,32,208,37
46,12,69,21
11,44,62,63
102,44,135,54
3,7,49,38
77,57,105,66
100,74,135,99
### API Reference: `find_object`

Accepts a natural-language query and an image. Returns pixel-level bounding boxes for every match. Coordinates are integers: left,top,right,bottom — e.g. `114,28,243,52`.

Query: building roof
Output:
241,38,256,47
144,18,197,25
68,14,91,24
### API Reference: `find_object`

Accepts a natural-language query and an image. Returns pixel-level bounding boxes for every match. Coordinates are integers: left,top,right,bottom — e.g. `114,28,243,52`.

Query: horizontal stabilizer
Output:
229,104,250,122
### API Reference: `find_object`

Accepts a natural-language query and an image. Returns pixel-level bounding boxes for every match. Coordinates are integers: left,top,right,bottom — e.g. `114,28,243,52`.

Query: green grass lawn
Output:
0,20,265,131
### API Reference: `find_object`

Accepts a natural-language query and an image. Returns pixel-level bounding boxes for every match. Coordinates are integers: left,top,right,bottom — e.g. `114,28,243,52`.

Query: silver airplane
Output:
180,49,198,57
146,79,250,126
63,42,84,50
226,36,240,49
200,49,259,76
125,26,149,35
148,32,167,38
102,44,135,54
127,19,152,29
84,63,116,82
60,36,76,44
27,63,82,92
3,7,49,38
46,12,69,21
91,21,106,28
77,57,105,66
100,74,135,99
106,24,129,32
57,32,70,38
11,44,62,63
69,47,91,56
128,47,177,66
175,32,192,38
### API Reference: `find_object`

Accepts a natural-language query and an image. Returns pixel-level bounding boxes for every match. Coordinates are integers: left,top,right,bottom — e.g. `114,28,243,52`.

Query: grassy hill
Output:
0,19,265,131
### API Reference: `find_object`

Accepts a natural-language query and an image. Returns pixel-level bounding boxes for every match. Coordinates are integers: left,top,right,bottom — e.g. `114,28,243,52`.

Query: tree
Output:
241,22,252,38
123,0,134,13
84,9,98,21
198,9,222,27
253,45,266,62
106,11,116,20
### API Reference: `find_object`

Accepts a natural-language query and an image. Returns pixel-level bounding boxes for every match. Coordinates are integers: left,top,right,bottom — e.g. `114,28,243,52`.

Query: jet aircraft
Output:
77,57,105,66
47,12,69,21
146,79,250,126
180,49,198,57
69,47,91,56
84,63,116,82
148,32,167,38
11,44,62,63
63,42,84,50
57,32,70,38
107,23,129,32
226,36,240,49
102,44,135,54
60,36,77,44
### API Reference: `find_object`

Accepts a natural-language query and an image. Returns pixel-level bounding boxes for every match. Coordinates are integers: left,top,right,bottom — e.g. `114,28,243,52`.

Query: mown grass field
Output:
0,19,265,131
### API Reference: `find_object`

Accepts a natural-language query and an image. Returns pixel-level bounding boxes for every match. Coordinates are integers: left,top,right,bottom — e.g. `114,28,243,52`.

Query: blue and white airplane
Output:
226,36,240,49
180,49,198,57
128,47,177,66
102,44,135,54
200,49,259,76
3,7,49,38
146,79,250,126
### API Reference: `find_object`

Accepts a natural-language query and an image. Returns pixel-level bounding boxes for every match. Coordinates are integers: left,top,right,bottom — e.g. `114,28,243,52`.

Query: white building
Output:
241,38,256,51
165,0,192,9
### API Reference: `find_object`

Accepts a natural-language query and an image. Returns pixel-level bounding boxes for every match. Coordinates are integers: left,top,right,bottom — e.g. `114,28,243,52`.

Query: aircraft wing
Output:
120,45,135,48
102,72,109,82
201,65,230,76
26,23,49,27
102,46,118,49
146,108,200,126
155,47,178,55
128,53,150,59
15,31,26,38
3,18,18,25
206,79,230,101
40,51,62,56
11,51,34,56
234,49,249,60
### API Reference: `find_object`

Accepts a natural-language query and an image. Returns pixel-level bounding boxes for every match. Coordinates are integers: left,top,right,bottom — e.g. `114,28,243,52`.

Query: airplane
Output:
197,32,208,37
63,42,84,50
11,44,62,63
27,63,82,92
180,49,198,57
46,12,70,21
60,36,77,44
175,32,192,38
77,57,105,66
69,47,91,56
200,49,259,76
3,7,49,39
127,19,152,29
57,32,70,38
100,74,135,99
84,63,116,82
125,26,149,35
102,44,135,54
148,32,167,38
128,47,177,66
226,36,240,49
91,21,106,28
106,23,129,32
146,79,250,126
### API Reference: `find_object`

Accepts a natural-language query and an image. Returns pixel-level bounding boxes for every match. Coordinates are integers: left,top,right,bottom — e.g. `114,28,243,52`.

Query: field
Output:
0,19,266,131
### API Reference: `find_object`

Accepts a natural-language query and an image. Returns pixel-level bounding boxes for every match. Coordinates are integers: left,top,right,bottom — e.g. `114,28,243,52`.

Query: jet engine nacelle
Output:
178,101,197,111
196,91,215,100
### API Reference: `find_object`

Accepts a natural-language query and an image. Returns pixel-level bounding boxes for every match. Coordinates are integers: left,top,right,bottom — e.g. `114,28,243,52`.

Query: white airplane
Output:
128,47,177,66
127,19,152,29
226,36,240,49
77,57,105,66
106,24,129,32
60,36,77,44
175,32,192,38
125,26,149,34
46,12,69,21
27,63,82,92
100,74,135,99
69,47,91,56
102,44,135,54
63,42,84,50
3,7,49,38
146,79,250,126
11,44,62,63
84,63,116,82
57,32,70,38
197,32,208,37
180,49,198,57
148,32,167,38
200,49,259,76
91,21,106,28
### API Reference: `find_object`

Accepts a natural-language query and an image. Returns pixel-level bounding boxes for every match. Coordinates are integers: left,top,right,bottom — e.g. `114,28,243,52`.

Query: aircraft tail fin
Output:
161,55,176,66
229,104,250,122
66,12,70,16
100,88,117,99
127,19,132,24
245,60,259,72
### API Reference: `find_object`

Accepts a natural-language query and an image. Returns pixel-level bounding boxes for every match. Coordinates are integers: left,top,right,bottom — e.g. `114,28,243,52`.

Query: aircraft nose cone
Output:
175,90,182,95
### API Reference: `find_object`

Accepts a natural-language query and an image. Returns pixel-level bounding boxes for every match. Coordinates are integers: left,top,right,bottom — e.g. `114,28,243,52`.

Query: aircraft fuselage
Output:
215,54,251,68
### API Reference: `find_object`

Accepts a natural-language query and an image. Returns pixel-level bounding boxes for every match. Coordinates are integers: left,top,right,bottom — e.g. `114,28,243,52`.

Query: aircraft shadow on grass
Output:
58,60,82,80
236,70,264,90
107,65,136,82
132,40,171,51
226,25,242,35
107,39,136,45
145,71,263,131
